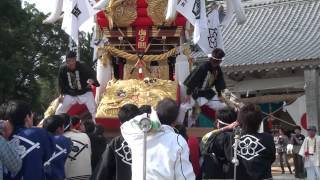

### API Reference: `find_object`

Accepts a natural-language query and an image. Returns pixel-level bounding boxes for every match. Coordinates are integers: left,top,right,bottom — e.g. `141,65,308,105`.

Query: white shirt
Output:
299,135,320,167
64,130,92,178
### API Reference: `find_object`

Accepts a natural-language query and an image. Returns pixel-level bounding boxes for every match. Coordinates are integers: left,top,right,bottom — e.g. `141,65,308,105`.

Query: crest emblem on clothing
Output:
115,140,132,165
234,135,266,161
68,139,88,161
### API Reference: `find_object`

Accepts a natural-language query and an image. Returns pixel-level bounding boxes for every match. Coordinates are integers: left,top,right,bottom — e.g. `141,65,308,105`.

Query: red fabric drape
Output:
188,136,201,177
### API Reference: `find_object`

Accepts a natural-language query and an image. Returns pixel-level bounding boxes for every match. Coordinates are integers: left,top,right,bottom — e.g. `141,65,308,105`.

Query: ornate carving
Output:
147,0,173,26
106,0,137,28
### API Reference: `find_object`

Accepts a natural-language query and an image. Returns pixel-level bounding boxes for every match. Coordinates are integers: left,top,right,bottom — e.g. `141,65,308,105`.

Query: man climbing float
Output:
55,51,100,122
183,48,227,113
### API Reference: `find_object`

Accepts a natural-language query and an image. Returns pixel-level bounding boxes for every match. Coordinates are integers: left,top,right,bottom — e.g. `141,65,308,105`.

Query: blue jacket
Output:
4,127,55,180
45,135,72,180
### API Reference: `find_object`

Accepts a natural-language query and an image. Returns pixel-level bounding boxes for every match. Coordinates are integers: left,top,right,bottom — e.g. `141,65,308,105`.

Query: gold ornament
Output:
147,0,173,26
96,79,178,118
105,0,137,28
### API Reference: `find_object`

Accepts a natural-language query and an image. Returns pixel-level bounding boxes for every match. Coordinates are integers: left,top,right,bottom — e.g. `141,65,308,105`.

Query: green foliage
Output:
0,1,94,115
80,32,94,67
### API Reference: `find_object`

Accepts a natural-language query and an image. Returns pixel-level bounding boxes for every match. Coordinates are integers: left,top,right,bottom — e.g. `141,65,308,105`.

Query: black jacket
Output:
202,131,234,179
90,136,131,180
58,62,99,96
204,131,276,180
184,62,226,100
88,134,109,171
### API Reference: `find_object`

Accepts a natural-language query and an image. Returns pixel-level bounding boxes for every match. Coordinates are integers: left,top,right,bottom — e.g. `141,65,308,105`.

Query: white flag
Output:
197,9,224,54
176,0,207,44
284,95,308,135
62,0,94,44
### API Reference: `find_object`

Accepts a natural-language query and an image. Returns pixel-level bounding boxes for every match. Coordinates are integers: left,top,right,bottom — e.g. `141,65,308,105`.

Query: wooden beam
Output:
240,93,304,104
103,26,184,38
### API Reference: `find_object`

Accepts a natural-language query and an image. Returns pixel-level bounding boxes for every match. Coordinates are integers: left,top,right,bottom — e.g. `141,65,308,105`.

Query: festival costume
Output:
64,131,92,180
204,131,276,180
88,133,108,171
56,62,100,120
179,62,227,123
120,115,195,180
91,135,132,180
45,135,72,180
299,135,320,180
4,127,55,180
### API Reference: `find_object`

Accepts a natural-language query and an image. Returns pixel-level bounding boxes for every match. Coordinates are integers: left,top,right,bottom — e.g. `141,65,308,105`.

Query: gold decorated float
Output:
96,79,177,118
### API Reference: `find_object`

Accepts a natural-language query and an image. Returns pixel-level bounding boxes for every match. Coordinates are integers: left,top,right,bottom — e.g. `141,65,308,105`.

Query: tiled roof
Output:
192,0,320,68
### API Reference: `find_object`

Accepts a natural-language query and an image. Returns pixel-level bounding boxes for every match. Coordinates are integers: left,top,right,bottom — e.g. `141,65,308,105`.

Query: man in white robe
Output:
299,126,320,180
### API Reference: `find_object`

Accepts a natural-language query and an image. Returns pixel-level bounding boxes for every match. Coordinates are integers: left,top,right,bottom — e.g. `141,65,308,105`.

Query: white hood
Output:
121,113,195,180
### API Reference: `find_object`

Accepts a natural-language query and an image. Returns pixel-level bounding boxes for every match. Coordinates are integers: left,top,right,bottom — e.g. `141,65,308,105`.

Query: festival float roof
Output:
192,0,320,74
96,0,187,54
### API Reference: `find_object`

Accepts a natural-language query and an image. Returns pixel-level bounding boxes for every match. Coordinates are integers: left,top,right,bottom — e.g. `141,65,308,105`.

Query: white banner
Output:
62,0,94,44
176,0,207,44
197,9,224,54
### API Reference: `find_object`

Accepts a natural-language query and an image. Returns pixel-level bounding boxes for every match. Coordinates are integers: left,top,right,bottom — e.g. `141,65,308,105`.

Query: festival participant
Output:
3,100,55,180
121,98,195,180
201,108,238,179
43,115,72,180
299,126,320,180
55,51,100,122
204,104,276,180
81,120,107,169
81,120,95,134
0,135,22,180
183,48,227,111
88,124,108,171
0,103,22,180
291,126,306,178
276,128,292,174
63,115,92,180
91,104,140,180
139,105,152,114
69,116,82,131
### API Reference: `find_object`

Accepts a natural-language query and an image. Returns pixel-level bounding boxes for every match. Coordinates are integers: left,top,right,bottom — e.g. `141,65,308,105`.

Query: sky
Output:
23,0,95,33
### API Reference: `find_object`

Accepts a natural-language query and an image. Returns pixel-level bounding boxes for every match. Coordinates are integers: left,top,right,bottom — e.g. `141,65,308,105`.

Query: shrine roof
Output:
191,0,320,73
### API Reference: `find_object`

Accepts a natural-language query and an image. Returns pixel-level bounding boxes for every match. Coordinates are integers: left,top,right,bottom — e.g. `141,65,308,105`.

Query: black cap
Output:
307,125,317,132
66,51,77,59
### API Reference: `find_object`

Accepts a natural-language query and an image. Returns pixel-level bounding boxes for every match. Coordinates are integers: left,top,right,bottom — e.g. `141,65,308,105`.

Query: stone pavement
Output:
273,173,305,180
272,167,306,180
